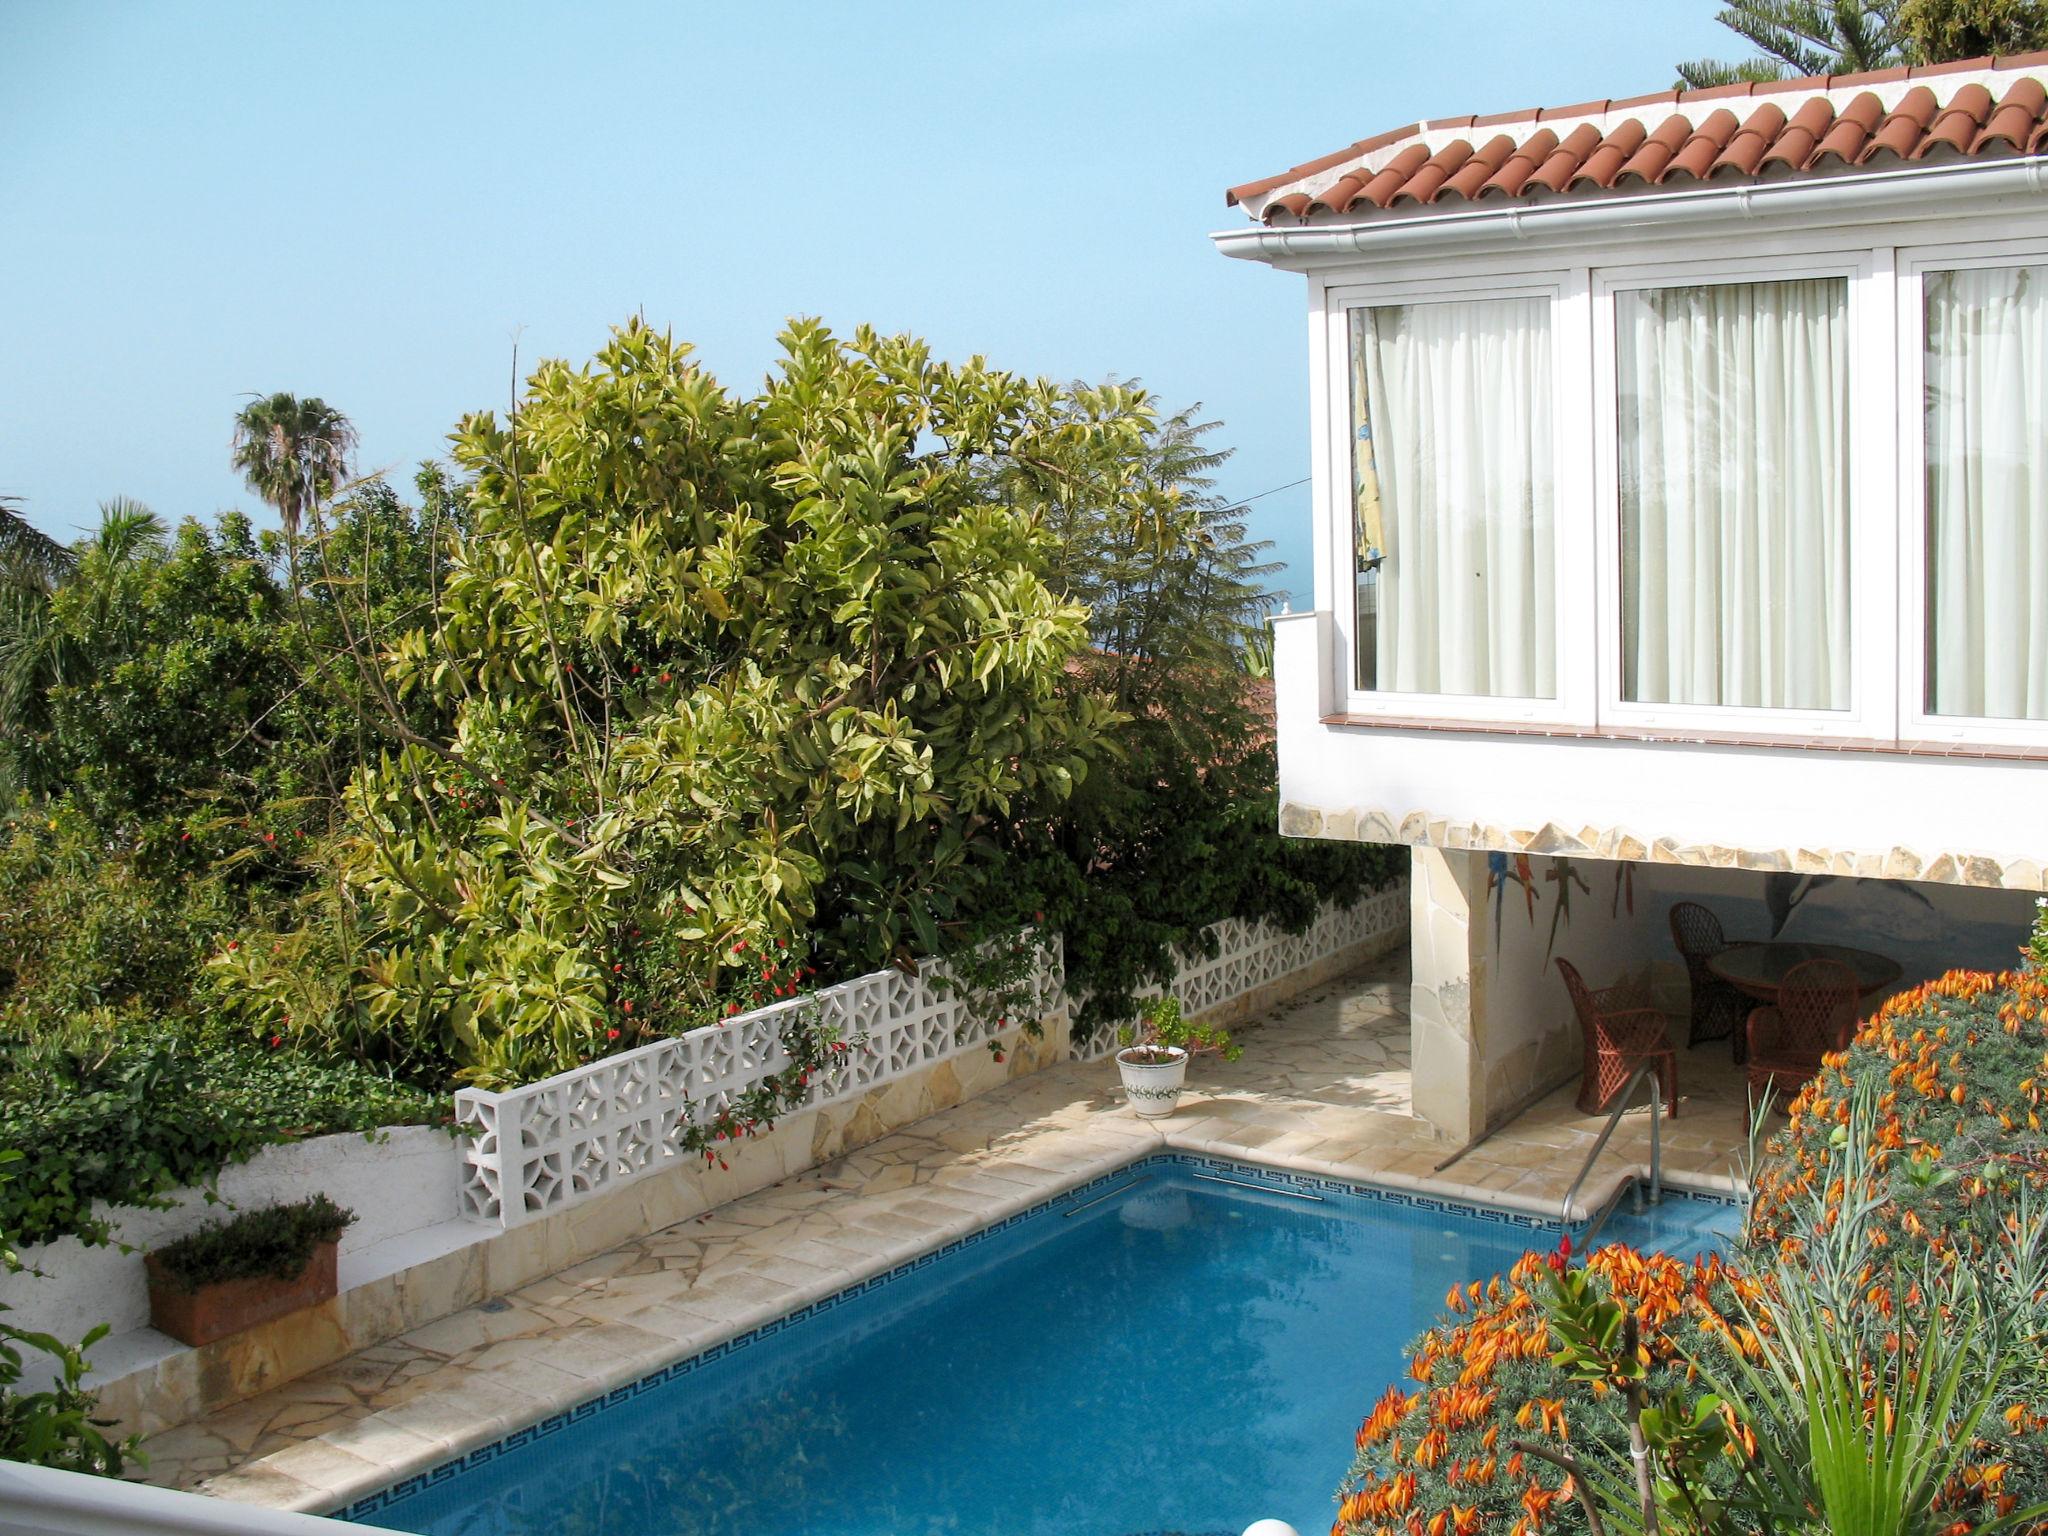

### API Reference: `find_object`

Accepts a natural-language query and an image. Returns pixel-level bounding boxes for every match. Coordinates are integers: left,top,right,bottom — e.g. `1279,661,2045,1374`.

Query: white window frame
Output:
1321,268,1595,727
1897,237,2048,749
1591,249,1898,742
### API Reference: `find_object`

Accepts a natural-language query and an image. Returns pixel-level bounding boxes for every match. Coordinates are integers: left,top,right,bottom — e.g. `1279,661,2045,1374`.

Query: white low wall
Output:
1067,886,1409,1058
453,933,1065,1227
0,1128,461,1346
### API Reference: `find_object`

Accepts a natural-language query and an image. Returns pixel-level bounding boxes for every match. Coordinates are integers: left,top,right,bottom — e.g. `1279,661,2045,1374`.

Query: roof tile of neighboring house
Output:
1227,53,2048,225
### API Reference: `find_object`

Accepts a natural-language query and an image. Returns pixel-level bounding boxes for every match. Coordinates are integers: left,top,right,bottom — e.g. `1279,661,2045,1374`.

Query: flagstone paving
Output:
139,951,1754,1515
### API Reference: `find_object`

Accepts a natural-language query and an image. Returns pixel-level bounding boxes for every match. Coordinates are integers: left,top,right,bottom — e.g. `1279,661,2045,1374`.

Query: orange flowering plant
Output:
1334,913,2048,1536
1330,1242,1764,1536
1748,956,2048,1267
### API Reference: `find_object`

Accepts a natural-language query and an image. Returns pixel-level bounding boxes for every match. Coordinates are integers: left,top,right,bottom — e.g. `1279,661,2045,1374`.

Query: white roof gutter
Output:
1211,155,2048,267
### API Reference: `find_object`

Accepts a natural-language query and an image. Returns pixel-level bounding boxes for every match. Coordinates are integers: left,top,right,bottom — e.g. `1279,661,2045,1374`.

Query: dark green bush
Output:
0,1024,444,1251
148,1193,352,1293
0,800,235,1025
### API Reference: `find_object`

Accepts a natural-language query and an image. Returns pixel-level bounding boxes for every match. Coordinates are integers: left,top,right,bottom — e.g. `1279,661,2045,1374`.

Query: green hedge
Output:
0,1027,444,1252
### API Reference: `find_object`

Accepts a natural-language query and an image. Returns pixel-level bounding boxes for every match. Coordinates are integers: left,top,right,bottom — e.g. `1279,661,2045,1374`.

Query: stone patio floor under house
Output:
141,950,1755,1514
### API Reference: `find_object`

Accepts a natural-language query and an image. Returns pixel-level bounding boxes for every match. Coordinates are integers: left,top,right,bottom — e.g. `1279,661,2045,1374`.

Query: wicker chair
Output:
1557,958,1678,1119
1668,901,1752,1061
1745,958,1861,1107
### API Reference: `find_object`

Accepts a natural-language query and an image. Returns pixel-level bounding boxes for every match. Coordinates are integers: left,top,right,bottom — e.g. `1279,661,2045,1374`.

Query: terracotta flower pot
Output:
146,1240,339,1348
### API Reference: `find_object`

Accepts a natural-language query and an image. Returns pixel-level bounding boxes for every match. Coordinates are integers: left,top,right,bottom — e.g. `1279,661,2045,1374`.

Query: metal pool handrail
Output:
1560,1062,1663,1228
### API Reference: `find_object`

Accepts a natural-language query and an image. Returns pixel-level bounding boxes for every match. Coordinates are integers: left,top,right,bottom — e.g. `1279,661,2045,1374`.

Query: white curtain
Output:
1925,265,2048,722
1352,297,1554,697
1618,278,1851,711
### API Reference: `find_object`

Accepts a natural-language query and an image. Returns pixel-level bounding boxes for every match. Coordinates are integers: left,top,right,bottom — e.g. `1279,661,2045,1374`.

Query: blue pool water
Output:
345,1157,1738,1536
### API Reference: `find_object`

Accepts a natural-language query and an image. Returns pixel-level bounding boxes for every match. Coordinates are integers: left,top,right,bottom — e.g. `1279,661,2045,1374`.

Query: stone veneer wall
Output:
1409,847,1641,1143
1280,801,2046,894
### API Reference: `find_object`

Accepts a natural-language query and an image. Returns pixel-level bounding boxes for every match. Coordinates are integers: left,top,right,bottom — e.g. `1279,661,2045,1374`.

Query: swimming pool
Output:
342,1155,1739,1536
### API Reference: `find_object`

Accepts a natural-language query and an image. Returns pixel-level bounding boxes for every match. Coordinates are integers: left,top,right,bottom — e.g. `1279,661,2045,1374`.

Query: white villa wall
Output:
0,1128,461,1346
1273,610,2048,893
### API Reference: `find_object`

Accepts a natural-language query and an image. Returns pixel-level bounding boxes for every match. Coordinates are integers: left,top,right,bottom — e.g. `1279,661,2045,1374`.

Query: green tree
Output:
1,474,458,1047
0,500,168,796
0,495,73,588
1679,0,2047,84
994,400,1395,1028
1678,0,1906,86
219,318,1165,1087
229,393,358,599
1901,0,2048,55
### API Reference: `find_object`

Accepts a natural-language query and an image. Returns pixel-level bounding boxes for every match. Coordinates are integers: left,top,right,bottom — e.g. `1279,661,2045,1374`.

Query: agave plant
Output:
1545,1083,2048,1536
1720,1268,2019,1536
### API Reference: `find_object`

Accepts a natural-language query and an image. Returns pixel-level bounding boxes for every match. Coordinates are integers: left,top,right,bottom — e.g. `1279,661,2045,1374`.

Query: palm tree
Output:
230,393,358,546
1678,0,1906,87
0,498,165,792
0,493,76,592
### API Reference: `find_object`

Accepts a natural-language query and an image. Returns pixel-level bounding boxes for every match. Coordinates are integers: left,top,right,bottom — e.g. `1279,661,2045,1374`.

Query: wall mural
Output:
1481,851,2028,991
1761,872,1931,937
1485,851,1535,949
1487,851,1594,964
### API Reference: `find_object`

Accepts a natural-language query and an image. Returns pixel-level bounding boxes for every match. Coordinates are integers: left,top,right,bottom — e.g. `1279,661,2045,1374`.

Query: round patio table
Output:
1706,940,1903,1004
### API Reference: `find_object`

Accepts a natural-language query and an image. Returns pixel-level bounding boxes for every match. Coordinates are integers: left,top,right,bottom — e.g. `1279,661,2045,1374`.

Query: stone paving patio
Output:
141,951,1756,1515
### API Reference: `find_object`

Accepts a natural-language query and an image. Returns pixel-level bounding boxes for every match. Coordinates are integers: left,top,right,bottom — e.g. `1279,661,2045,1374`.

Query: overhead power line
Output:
1231,476,1310,506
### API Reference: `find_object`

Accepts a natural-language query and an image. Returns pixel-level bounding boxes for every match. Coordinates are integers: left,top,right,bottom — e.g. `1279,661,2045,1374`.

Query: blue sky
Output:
1,1,1730,605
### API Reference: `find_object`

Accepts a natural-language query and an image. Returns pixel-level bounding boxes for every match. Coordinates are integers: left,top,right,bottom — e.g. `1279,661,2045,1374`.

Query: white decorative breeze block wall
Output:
456,938,1065,1227
1066,885,1410,1059
454,887,1401,1228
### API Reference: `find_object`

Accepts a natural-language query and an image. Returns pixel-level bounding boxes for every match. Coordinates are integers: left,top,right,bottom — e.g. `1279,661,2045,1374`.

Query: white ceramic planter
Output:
1116,1046,1188,1118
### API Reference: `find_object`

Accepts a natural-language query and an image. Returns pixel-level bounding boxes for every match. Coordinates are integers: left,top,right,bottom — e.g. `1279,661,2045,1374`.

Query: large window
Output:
1324,237,2048,747
1348,296,1555,698
1924,264,2048,722
1615,277,1853,712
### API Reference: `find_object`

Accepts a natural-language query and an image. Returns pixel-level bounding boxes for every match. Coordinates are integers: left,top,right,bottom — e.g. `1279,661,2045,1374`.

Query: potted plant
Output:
1114,995,1241,1118
145,1193,355,1348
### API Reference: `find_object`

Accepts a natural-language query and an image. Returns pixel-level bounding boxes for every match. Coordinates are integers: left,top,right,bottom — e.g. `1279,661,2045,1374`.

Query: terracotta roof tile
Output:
1921,81,1994,155
1481,127,1562,198
1980,77,2047,149
1811,90,1886,166
1225,52,2048,224
1711,102,1787,177
1357,142,1433,209
1523,122,1600,193
1615,113,1693,184
1572,118,1646,188
1666,107,1741,181
1866,85,1941,160
1762,97,1838,171
1392,140,1476,204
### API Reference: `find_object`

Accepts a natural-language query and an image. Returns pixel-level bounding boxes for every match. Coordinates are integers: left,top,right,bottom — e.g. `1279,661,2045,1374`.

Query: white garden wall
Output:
0,1127,460,1347
453,934,1064,1227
